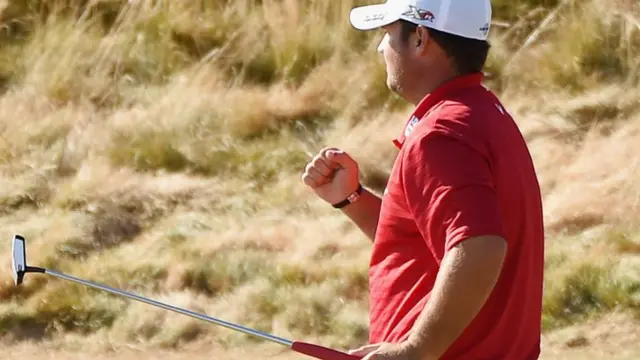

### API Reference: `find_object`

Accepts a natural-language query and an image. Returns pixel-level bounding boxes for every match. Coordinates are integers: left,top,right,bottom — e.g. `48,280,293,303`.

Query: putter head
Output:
12,234,27,286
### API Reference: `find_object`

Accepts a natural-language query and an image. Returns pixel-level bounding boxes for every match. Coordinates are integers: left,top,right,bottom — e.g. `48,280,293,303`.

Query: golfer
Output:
302,1,544,359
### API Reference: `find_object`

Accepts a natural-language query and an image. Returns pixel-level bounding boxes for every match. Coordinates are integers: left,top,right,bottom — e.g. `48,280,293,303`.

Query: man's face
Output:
378,22,419,98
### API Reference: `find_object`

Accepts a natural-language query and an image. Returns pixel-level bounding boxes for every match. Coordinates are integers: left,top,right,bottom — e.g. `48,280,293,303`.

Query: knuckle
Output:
304,162,313,172
302,175,317,187
319,146,338,157
312,157,325,168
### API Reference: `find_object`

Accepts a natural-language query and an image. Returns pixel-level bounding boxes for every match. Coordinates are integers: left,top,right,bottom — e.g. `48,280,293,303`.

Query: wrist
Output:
331,183,363,209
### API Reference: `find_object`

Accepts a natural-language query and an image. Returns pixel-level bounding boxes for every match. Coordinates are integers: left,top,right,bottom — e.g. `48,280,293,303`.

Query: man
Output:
301,0,544,359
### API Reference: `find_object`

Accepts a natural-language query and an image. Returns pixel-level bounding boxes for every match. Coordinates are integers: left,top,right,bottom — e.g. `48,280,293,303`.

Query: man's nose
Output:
377,33,389,54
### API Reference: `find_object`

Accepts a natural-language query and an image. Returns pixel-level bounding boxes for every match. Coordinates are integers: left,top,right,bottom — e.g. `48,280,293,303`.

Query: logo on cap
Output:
480,23,490,36
365,13,385,22
402,5,435,23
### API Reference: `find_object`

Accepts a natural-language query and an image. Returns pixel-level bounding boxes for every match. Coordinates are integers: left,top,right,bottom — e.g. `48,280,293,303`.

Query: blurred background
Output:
0,0,638,359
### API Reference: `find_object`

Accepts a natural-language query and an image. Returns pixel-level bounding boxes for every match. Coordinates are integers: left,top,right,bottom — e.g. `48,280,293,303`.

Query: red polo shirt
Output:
369,73,544,359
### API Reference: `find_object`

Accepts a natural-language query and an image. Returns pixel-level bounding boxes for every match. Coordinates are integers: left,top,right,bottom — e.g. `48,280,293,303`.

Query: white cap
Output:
350,0,492,41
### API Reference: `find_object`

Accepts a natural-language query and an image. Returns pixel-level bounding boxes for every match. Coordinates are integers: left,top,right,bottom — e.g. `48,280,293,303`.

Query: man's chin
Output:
387,79,398,92
387,81,405,99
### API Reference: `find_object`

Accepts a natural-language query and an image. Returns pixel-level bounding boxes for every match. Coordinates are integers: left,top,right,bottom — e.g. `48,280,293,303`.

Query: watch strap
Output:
332,184,364,209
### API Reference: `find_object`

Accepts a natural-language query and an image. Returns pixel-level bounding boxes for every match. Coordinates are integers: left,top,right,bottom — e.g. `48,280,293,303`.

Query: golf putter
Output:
11,234,360,360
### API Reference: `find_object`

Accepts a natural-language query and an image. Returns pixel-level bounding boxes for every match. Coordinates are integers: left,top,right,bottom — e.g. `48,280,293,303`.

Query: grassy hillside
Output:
0,0,639,354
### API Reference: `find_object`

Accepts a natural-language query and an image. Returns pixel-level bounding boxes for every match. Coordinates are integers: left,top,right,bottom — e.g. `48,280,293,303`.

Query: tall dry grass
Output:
0,0,638,353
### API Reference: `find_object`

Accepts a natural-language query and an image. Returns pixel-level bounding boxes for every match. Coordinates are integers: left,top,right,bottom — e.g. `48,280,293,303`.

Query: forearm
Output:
340,188,382,242
408,236,507,359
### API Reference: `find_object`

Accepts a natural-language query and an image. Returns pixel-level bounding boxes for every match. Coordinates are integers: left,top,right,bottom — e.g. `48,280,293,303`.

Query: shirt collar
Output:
393,72,485,149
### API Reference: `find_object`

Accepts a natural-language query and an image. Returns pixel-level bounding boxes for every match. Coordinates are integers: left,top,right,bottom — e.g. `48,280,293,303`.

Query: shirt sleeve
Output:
401,130,505,257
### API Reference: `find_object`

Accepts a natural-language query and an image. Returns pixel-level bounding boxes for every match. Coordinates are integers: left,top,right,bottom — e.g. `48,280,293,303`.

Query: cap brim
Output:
349,4,399,31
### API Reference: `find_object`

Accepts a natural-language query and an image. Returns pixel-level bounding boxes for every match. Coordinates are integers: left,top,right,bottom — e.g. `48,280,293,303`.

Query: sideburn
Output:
399,20,419,45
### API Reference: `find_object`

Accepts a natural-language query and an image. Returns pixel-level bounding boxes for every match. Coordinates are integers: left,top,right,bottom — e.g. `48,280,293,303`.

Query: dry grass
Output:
0,0,638,355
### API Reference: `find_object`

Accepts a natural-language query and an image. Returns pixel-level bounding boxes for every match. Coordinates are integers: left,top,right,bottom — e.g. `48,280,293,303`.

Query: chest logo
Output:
404,116,420,137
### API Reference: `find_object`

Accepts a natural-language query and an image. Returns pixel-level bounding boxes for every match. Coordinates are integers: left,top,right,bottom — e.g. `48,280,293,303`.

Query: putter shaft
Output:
44,269,293,347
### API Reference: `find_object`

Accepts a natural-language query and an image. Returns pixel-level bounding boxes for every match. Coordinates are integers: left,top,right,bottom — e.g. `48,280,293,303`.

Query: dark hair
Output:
399,20,490,75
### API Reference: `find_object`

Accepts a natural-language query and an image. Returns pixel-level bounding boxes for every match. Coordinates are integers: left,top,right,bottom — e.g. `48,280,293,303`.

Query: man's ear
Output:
415,26,431,55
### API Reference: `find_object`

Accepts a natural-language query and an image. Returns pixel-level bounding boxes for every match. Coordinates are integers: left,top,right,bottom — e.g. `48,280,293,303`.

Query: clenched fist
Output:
302,147,360,206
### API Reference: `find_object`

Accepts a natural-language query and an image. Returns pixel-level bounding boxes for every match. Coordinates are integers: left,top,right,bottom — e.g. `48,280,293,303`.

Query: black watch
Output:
332,184,364,209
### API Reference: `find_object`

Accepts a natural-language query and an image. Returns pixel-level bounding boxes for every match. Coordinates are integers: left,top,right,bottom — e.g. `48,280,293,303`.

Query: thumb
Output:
324,149,355,169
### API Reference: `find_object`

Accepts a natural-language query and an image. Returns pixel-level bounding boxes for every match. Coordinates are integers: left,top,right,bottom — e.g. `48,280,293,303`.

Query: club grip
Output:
291,341,361,360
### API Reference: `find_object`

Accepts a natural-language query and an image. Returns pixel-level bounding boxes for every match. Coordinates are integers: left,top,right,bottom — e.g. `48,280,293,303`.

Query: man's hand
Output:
302,147,360,206
348,342,425,360
302,147,382,241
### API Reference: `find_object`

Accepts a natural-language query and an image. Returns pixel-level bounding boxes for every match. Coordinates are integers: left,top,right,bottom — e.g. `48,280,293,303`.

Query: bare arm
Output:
341,188,382,242
408,235,507,360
